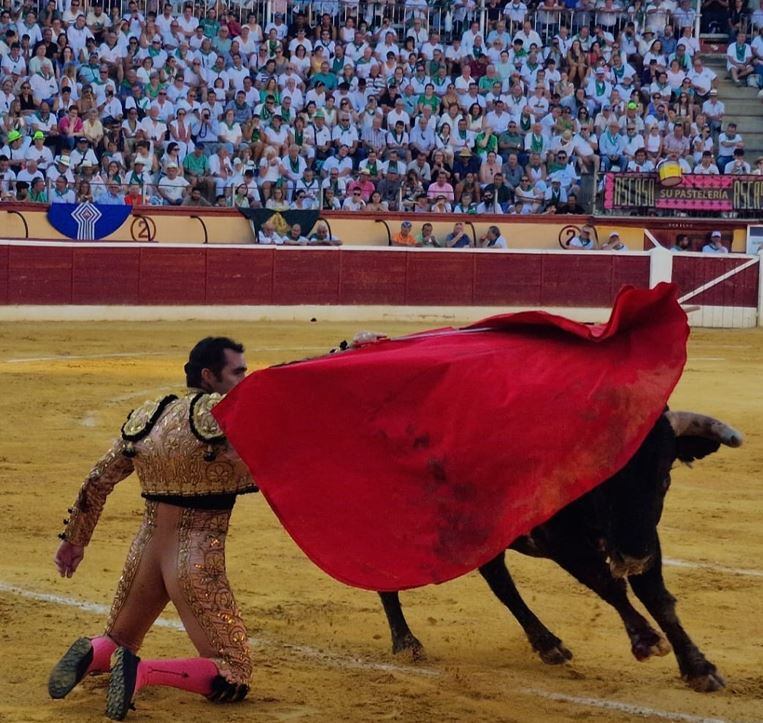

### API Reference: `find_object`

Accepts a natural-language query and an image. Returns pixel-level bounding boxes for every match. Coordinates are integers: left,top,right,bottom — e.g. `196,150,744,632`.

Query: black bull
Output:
378,411,743,692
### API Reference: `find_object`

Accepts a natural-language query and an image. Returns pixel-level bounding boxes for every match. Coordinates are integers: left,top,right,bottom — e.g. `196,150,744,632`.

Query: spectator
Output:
157,163,189,206
601,231,627,251
392,220,417,246
443,221,472,247
671,233,692,252
308,223,342,246
567,224,598,249
283,223,310,246
417,222,440,246
478,225,508,248
702,230,729,253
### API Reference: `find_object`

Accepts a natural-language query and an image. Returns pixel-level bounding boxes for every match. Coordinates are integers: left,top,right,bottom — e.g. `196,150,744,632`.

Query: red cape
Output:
214,283,688,591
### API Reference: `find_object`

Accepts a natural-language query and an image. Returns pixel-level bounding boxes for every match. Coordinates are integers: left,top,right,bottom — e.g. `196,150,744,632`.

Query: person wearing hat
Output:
586,65,612,109
70,136,98,170
601,231,628,251
453,145,480,181
158,162,190,205
702,231,729,254
599,118,628,172
392,220,417,247
701,89,725,135
25,129,54,169
47,154,75,185
567,224,598,250
1,129,28,171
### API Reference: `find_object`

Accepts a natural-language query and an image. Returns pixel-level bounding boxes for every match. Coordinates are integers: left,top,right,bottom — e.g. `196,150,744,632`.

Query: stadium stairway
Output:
700,50,763,163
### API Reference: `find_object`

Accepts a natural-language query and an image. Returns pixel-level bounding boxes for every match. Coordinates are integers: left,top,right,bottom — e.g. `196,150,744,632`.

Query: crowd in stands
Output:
0,0,763,212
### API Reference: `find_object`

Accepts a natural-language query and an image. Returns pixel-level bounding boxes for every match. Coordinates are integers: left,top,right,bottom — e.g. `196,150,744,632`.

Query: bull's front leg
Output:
628,537,724,692
378,592,426,661
479,551,573,664
539,540,671,662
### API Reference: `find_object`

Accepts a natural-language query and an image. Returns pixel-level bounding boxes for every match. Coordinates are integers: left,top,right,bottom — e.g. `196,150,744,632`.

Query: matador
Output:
49,337,257,720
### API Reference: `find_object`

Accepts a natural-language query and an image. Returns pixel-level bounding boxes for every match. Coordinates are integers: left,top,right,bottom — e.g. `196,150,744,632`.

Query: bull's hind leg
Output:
478,552,572,664
629,538,724,692
378,592,426,661
544,546,671,662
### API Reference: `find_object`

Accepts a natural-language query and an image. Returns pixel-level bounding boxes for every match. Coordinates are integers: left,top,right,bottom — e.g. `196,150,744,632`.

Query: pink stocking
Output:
88,636,117,673
135,658,218,696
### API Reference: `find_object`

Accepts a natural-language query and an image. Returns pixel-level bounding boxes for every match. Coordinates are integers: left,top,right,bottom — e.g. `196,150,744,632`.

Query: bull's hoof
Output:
392,633,426,662
631,630,672,661
684,670,726,692
538,643,573,665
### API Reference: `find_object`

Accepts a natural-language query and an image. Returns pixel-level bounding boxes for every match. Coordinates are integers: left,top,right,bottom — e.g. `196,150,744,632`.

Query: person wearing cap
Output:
598,118,628,172
157,162,190,205
601,231,627,251
47,154,75,185
702,231,729,254
1,129,28,171
392,220,417,247
25,130,54,169
586,66,612,109
566,224,598,250
701,90,725,135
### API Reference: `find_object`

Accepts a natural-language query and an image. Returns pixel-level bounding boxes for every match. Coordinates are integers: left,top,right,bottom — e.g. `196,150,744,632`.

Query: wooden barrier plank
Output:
473,253,542,306
138,247,207,304
7,245,73,303
405,253,474,305
673,256,758,307
72,247,141,304
273,250,340,304
0,245,8,305
540,254,614,307
612,256,651,301
205,248,274,304
338,251,407,305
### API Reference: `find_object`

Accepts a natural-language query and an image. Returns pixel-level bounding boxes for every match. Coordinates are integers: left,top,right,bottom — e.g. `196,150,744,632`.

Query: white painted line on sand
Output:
0,579,739,720
523,689,729,723
0,580,436,678
663,558,763,578
688,357,726,362
3,351,167,363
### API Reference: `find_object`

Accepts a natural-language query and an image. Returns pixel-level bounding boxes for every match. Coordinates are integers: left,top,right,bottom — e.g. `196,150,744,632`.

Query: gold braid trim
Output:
177,508,252,686
61,439,135,547
104,501,158,639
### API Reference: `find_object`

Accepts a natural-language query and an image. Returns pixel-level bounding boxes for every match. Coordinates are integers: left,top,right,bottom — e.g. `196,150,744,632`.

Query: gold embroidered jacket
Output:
62,391,255,546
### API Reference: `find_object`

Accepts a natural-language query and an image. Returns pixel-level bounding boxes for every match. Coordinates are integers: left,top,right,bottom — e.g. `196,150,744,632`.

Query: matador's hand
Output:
54,540,85,578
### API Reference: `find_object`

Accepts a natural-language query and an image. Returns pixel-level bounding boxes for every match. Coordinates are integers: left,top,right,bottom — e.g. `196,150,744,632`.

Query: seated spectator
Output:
431,195,453,213
443,222,471,247
283,223,310,246
257,220,285,246
671,234,692,252
308,223,342,246
478,225,508,248
157,163,189,206
417,222,440,247
724,148,751,174
702,230,729,253
601,231,627,251
566,224,598,249
392,220,417,246
558,193,586,214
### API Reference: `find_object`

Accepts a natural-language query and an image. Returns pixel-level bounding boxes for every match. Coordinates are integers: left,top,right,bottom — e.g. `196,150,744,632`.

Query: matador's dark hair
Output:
185,337,244,388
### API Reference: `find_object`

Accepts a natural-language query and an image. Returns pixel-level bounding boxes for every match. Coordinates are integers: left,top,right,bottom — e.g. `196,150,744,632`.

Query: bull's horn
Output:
665,411,744,447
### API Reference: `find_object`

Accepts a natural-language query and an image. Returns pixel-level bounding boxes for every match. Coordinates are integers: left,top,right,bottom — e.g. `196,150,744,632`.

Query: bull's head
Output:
597,412,742,579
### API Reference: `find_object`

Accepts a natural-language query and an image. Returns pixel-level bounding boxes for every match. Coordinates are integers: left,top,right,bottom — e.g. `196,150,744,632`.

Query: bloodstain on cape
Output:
214,283,688,591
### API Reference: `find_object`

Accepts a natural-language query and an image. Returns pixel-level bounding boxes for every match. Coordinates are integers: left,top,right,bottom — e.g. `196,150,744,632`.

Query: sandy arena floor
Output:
0,319,761,723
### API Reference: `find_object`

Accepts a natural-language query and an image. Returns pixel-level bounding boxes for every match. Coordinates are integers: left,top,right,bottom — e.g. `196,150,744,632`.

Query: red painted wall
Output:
672,256,758,307
6,244,753,310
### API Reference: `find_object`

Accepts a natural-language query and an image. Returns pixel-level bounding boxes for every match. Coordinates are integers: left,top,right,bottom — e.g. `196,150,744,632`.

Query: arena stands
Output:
0,0,762,217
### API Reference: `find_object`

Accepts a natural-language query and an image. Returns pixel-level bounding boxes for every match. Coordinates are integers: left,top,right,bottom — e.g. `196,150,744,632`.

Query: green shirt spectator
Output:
184,148,209,177
475,129,498,158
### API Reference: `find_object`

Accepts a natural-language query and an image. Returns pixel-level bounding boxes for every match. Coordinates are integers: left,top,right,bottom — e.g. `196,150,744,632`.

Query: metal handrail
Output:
190,215,208,244
374,218,393,246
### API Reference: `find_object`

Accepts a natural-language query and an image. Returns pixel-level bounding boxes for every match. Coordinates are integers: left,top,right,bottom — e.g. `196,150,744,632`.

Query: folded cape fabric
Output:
214,283,688,591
